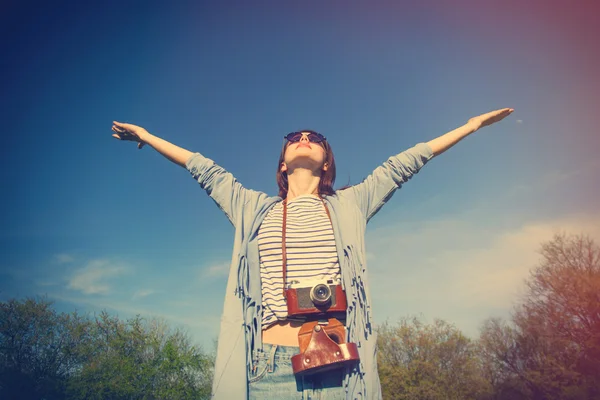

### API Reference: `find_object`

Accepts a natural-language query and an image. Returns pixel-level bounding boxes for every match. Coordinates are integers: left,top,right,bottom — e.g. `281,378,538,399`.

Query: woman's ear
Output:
322,162,328,171
280,162,287,173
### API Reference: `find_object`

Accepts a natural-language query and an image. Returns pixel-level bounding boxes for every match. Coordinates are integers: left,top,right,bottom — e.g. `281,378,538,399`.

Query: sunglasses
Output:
284,130,327,143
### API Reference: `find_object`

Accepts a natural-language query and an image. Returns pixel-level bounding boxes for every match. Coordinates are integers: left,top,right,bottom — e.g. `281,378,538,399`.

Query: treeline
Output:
1,234,599,399
0,300,213,400
376,234,600,400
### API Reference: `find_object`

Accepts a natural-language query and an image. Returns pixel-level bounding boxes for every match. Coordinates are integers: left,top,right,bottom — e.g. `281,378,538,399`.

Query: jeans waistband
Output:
252,343,299,361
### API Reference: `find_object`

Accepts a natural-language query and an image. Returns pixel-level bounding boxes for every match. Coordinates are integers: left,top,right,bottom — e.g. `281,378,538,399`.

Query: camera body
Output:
284,278,347,318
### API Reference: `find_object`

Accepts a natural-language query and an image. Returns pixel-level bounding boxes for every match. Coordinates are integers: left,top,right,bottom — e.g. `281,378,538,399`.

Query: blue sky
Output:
2,1,599,350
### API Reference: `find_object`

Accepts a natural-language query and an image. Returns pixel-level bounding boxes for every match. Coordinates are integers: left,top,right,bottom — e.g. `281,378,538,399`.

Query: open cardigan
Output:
186,142,433,399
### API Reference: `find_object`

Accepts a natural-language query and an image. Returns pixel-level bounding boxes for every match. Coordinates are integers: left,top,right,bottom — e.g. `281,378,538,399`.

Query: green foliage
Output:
479,233,600,400
0,298,214,400
3,233,598,399
0,297,83,400
377,316,492,400
65,311,214,400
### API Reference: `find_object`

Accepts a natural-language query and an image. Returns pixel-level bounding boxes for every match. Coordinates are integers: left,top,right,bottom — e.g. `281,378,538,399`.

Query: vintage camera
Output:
291,318,359,376
284,278,347,319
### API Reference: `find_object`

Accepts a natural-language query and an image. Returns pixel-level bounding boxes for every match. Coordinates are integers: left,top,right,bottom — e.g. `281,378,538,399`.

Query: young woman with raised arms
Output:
112,107,513,399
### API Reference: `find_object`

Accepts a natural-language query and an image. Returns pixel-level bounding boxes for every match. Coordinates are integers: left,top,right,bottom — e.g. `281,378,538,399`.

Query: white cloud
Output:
54,253,75,264
48,293,220,349
503,157,600,201
68,259,129,295
200,261,230,279
366,252,377,262
132,289,157,300
36,281,58,287
366,213,600,337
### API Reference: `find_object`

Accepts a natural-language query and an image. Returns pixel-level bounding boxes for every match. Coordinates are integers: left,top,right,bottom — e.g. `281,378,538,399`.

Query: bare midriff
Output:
262,320,304,347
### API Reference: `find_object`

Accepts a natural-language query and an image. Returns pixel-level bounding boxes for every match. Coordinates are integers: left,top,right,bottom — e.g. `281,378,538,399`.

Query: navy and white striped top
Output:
258,194,341,328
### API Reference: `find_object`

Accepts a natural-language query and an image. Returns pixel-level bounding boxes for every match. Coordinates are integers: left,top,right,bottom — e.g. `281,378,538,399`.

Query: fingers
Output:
112,124,137,142
113,121,139,134
475,108,514,128
499,108,514,119
112,126,129,139
490,108,513,116
112,123,146,150
112,125,137,137
113,121,129,128
112,121,125,132
488,108,514,122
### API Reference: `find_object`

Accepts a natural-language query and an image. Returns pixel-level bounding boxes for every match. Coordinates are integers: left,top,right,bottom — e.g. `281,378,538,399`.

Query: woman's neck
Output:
286,168,320,202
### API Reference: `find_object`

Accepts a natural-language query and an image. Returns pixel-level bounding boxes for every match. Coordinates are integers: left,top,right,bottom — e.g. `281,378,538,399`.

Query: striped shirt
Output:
258,194,341,328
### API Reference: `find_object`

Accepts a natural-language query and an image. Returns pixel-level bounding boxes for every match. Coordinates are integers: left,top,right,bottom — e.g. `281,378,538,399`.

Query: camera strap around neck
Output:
281,195,332,296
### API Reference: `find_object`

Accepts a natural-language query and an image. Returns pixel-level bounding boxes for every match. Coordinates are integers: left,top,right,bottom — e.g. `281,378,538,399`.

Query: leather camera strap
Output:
281,195,332,296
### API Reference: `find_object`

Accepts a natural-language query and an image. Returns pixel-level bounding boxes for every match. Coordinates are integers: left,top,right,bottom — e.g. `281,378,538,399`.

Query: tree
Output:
0,298,214,400
479,233,600,400
377,316,492,400
66,311,214,400
479,318,538,400
0,297,84,400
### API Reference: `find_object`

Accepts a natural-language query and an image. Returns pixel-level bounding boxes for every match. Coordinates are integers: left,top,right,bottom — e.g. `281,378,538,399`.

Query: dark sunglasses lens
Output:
285,132,325,143
286,132,303,142
308,133,324,143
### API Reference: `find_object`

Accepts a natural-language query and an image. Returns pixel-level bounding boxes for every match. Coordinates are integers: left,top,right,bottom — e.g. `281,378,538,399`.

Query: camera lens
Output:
310,284,332,306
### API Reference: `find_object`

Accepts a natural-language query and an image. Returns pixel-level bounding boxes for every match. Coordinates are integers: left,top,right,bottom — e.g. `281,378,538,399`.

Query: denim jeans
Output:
249,343,346,400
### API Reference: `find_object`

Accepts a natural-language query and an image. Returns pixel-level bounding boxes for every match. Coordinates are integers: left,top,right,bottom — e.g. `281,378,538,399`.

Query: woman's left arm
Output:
427,108,514,156
339,108,514,221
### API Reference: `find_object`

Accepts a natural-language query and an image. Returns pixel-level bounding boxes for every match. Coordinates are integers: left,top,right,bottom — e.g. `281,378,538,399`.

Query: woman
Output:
112,107,513,399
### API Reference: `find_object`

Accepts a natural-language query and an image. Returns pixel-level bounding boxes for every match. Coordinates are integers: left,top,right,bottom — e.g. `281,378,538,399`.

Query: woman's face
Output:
281,132,328,174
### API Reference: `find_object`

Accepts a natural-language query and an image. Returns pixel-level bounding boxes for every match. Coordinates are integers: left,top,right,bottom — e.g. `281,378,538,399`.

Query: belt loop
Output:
302,375,313,399
267,344,277,373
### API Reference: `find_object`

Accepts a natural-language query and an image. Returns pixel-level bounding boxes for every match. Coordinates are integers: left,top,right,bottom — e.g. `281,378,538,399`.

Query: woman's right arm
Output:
112,121,192,167
112,121,266,225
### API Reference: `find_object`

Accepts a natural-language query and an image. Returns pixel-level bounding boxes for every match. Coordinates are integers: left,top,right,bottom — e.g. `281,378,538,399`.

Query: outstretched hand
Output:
467,108,514,131
112,121,149,149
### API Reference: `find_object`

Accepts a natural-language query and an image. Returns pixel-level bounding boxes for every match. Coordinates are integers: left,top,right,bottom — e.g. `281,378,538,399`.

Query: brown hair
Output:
276,136,337,199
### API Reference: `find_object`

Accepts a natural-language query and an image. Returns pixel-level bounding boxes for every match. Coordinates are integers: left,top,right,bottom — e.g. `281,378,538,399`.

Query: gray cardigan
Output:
186,142,433,399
